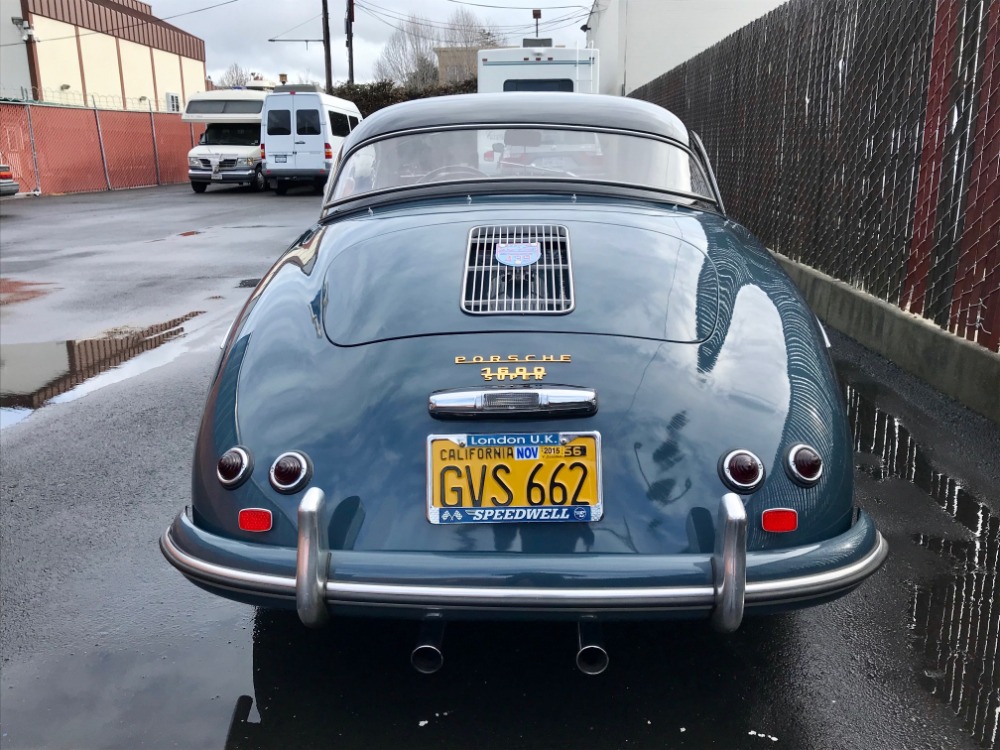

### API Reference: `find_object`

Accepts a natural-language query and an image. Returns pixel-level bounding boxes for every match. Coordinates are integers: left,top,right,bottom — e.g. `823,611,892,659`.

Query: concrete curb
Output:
773,252,1000,425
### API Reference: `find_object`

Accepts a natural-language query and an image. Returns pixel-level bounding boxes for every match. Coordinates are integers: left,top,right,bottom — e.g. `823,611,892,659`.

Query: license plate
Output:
274,155,287,163
211,172,222,180
427,432,602,524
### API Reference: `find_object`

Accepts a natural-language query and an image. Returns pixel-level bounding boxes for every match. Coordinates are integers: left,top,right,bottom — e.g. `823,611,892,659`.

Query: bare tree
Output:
438,9,508,82
441,7,507,50
373,16,440,89
217,62,251,88
373,10,506,88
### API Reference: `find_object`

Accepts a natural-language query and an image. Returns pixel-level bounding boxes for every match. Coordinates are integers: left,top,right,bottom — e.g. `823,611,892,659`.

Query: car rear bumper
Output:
189,169,256,182
161,490,887,630
264,168,329,180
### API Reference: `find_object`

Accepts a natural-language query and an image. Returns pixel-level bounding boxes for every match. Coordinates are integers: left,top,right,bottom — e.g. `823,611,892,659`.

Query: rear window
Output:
329,111,351,137
297,109,321,135
267,110,291,135
503,79,574,92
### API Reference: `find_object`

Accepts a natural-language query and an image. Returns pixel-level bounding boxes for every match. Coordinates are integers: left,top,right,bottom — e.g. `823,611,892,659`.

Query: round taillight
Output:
787,444,823,485
720,449,765,492
269,451,311,494
217,447,252,488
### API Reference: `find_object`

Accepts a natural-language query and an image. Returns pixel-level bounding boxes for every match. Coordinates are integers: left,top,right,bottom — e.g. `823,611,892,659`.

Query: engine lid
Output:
323,219,718,345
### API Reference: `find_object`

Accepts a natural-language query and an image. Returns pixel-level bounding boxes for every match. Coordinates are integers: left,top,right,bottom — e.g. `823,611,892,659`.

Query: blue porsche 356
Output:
161,93,887,674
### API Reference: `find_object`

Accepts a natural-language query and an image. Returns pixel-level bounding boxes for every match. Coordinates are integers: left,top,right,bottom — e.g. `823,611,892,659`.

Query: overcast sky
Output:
166,0,592,85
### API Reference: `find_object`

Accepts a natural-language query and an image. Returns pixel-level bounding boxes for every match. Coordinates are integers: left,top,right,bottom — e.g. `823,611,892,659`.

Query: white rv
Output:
260,85,362,195
476,46,601,175
477,46,599,94
183,89,269,193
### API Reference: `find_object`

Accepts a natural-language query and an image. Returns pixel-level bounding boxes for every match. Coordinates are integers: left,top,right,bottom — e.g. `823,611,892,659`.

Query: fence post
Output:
148,100,161,185
25,103,42,194
92,95,112,190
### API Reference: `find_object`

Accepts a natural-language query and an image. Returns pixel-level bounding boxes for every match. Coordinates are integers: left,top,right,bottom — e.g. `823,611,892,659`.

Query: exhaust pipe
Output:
576,618,608,675
411,616,445,674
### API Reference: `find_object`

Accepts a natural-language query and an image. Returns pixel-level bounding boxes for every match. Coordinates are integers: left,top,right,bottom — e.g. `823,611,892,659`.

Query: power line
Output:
271,12,323,40
442,0,591,9
359,6,587,46
358,0,586,35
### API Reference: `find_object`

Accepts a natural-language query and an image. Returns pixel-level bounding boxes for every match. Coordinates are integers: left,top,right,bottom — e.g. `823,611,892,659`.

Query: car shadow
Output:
222,608,806,749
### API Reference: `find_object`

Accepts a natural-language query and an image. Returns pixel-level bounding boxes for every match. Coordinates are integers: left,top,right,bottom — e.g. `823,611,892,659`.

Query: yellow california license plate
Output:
426,432,602,524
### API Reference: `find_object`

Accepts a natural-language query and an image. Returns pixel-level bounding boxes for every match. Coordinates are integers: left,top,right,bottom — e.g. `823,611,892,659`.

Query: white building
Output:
585,0,789,96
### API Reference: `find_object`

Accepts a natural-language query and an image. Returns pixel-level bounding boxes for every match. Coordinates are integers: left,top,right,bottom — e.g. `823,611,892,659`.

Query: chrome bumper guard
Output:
161,491,888,630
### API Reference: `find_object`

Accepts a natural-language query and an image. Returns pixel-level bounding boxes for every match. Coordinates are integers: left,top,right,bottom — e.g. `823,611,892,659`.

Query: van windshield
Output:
201,123,260,146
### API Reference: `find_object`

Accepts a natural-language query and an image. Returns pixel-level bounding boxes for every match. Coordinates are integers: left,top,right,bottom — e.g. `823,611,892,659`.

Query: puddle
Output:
0,278,57,305
844,381,998,749
0,312,204,427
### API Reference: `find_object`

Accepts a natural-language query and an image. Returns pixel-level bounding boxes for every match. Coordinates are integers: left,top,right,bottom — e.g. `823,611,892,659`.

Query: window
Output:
267,110,291,135
202,123,259,146
165,92,181,112
328,111,350,137
297,109,321,135
187,99,264,114
223,100,263,114
348,116,360,131
502,79,574,92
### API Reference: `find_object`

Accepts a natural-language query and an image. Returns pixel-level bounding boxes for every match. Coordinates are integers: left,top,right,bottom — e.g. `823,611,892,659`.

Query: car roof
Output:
344,93,689,148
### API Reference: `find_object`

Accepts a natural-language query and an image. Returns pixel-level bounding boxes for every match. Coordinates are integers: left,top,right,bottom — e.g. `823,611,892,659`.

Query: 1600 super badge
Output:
427,432,603,524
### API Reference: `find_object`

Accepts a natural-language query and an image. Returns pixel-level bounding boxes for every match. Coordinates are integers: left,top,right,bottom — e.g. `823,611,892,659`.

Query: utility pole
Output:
322,0,332,93
346,0,355,84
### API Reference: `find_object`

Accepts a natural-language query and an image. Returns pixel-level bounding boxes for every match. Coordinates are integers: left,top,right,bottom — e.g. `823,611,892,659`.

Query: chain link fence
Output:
631,0,999,353
0,101,203,195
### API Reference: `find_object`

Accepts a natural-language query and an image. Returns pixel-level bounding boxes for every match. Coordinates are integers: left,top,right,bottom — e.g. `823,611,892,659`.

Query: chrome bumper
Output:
188,169,255,182
161,490,888,631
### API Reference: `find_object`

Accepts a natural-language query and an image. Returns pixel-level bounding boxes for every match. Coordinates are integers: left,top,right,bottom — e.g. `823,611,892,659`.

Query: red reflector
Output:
483,150,494,162
238,508,272,532
761,509,798,533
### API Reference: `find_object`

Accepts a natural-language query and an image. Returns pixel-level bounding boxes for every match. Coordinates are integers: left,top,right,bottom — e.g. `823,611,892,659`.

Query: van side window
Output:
267,110,291,136
328,111,351,137
297,109,321,136
348,116,360,131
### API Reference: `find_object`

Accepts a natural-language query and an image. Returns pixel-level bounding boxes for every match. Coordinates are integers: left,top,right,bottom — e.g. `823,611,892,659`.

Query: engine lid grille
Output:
462,224,574,314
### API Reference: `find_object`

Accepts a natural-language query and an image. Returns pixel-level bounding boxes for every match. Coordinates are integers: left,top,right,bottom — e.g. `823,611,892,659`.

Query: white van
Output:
260,85,362,195
183,89,269,193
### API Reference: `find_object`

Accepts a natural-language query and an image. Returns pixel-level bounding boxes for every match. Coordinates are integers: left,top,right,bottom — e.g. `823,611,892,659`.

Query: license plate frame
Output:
273,155,287,163
426,432,603,524
211,171,222,180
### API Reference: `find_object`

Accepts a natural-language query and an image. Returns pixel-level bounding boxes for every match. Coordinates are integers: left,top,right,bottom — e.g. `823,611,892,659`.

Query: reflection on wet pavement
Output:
0,312,203,414
0,278,56,305
845,383,999,749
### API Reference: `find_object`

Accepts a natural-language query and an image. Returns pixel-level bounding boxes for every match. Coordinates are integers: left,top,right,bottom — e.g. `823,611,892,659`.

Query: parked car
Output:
0,159,18,196
161,93,887,673
260,85,361,195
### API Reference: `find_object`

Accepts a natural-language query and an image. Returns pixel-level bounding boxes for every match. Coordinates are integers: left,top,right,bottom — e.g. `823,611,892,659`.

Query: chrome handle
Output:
429,387,597,418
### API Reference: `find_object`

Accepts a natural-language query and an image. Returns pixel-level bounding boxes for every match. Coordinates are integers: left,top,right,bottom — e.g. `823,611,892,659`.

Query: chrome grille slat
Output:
462,224,573,315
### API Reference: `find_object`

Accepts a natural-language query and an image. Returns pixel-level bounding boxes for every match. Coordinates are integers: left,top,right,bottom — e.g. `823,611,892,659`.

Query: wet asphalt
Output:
0,186,997,750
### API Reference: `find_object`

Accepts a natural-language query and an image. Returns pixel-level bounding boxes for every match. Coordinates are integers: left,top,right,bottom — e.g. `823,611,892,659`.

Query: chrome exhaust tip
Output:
576,619,608,675
411,617,445,674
